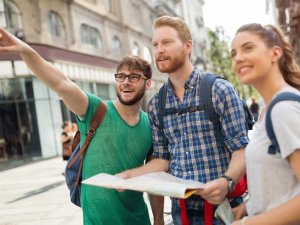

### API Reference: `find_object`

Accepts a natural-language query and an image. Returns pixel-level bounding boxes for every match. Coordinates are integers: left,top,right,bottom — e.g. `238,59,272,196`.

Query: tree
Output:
206,27,257,100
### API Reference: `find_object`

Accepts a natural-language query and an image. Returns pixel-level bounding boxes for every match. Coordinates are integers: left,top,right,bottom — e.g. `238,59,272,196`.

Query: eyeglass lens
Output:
115,74,143,82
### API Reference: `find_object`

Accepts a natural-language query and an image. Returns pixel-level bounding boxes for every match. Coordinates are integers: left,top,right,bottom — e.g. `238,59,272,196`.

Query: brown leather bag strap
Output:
68,101,107,168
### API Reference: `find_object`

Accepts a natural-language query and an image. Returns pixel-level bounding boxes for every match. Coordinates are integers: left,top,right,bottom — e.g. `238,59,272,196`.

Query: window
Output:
2,0,22,29
111,36,121,56
95,83,110,100
131,42,140,56
0,0,6,27
48,11,65,39
80,24,102,49
143,47,152,64
75,80,94,93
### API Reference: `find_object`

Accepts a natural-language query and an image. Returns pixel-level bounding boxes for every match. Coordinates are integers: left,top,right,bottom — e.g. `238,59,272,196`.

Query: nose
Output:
122,76,131,84
154,43,165,55
233,51,244,64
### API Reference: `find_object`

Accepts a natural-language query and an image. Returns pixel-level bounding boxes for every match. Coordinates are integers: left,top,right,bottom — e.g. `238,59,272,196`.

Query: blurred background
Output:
0,0,299,164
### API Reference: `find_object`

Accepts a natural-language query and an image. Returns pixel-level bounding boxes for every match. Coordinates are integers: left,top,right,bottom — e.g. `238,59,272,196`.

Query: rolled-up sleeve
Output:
147,96,171,160
212,79,249,152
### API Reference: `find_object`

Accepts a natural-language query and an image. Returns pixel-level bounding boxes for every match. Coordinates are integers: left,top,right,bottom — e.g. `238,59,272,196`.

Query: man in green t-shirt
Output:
0,28,164,225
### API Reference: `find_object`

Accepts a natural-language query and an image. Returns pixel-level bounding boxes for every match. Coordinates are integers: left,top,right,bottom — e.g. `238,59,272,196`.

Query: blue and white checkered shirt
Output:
148,67,249,211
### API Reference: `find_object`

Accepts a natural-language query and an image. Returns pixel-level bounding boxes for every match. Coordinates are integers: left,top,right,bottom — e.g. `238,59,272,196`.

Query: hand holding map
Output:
82,171,204,198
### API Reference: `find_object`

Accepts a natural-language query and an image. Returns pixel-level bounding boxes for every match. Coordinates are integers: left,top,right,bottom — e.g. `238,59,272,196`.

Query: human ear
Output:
145,79,151,90
184,40,193,55
271,46,282,62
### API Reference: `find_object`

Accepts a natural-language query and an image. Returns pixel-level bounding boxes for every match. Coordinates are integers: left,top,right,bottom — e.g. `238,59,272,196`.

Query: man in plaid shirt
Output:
119,15,249,225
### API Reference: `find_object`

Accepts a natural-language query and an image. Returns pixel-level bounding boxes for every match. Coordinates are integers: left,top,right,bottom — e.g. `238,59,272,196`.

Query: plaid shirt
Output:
148,67,249,211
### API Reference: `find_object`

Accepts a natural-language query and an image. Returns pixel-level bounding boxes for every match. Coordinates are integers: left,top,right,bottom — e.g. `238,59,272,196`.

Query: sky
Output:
203,0,276,41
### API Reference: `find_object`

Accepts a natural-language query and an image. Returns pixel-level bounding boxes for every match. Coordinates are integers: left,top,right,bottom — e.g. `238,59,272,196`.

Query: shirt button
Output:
188,171,192,175
185,151,189,155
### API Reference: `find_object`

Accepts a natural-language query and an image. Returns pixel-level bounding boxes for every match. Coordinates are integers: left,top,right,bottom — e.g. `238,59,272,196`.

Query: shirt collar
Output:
166,66,201,91
184,66,200,89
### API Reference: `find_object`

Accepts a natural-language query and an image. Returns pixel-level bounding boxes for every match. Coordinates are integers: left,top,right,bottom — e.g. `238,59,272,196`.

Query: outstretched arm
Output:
0,28,88,116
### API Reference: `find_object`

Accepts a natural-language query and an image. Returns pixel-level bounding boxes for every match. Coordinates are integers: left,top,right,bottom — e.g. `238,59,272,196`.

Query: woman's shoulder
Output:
272,87,300,112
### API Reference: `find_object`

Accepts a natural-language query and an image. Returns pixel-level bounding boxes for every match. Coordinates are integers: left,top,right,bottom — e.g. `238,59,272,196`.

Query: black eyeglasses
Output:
114,73,148,83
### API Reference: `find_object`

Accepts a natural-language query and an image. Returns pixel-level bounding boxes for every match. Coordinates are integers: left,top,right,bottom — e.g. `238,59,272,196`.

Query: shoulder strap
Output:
68,101,107,168
200,73,224,145
242,101,255,131
265,92,300,154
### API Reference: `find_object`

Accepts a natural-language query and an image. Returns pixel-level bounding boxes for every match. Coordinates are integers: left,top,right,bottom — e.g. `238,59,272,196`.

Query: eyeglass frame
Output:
114,73,148,83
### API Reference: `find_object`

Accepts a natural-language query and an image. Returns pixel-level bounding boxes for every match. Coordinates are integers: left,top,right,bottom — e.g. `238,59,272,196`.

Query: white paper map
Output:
82,172,204,198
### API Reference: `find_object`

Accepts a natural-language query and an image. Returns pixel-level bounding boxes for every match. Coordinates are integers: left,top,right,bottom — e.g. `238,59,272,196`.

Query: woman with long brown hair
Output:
230,23,300,225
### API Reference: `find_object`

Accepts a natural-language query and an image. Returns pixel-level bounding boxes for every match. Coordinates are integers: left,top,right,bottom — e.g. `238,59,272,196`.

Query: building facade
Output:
0,0,208,163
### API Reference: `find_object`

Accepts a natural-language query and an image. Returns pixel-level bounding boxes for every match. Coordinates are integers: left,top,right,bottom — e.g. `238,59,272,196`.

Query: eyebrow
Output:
230,41,254,54
241,41,253,47
152,38,175,44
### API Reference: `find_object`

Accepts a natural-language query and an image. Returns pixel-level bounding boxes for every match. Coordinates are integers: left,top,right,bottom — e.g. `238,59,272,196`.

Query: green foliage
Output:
206,27,257,100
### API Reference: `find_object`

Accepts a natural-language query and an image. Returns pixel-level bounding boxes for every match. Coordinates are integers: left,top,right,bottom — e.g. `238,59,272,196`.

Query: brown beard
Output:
155,49,186,73
116,83,146,106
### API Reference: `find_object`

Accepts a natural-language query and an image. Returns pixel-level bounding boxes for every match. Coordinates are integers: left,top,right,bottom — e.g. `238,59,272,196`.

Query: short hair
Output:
153,15,192,43
116,55,152,79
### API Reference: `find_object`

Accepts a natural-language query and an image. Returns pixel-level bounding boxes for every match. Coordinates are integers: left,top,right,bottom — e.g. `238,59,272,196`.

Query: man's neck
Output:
113,100,141,126
168,62,194,101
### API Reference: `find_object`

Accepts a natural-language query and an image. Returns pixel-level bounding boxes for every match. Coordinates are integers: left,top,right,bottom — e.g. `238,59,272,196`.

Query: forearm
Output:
20,46,88,115
0,28,88,114
243,194,300,225
126,158,169,178
20,47,68,91
149,194,164,225
225,148,246,183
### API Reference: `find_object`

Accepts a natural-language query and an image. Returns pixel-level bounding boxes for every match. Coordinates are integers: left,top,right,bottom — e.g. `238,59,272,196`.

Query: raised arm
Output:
0,28,88,116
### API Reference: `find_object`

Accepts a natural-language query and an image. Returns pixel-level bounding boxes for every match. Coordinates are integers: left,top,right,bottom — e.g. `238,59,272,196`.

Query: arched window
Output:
80,24,102,49
143,47,152,64
111,36,121,56
4,0,22,29
131,41,140,56
48,11,65,39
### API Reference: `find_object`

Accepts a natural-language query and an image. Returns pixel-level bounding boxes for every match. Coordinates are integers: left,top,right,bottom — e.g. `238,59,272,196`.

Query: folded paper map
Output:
214,198,234,225
82,172,204,199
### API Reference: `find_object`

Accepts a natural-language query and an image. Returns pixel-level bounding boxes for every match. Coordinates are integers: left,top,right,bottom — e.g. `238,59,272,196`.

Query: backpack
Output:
65,101,107,207
157,73,254,197
265,92,300,155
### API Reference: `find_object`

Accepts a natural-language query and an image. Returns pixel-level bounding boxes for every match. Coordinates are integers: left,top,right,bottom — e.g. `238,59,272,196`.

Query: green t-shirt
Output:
77,93,152,225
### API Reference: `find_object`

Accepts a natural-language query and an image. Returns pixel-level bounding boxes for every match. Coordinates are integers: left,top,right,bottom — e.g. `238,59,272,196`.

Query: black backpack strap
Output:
157,82,203,126
200,73,224,146
265,92,300,154
242,101,255,131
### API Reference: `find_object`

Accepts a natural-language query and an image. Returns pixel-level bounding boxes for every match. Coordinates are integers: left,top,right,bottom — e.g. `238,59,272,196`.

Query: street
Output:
0,157,173,225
